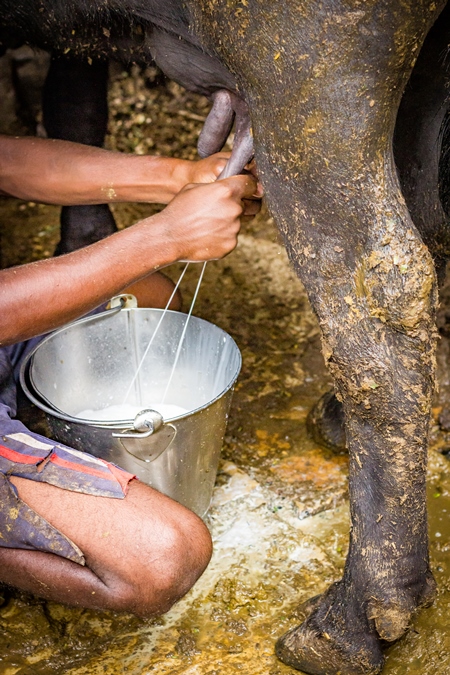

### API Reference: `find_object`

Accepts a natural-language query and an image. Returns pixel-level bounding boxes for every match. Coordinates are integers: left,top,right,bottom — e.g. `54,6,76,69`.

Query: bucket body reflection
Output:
21,308,242,517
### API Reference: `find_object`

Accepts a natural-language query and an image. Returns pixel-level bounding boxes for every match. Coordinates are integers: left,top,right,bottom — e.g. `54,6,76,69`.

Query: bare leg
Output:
124,272,182,310
0,477,211,617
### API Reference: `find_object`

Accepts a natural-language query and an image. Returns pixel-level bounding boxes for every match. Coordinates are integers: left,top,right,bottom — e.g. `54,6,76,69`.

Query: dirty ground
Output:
0,51,449,675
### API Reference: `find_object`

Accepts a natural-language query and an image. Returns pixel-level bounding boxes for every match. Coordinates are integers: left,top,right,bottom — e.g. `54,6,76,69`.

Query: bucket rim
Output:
19,307,242,428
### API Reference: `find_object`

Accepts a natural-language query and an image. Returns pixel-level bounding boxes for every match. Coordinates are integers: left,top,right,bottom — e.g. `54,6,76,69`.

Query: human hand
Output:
171,153,263,197
184,152,230,184
156,174,260,262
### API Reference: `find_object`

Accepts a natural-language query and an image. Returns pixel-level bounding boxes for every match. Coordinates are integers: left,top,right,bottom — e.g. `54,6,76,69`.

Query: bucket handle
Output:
112,409,164,438
115,411,178,463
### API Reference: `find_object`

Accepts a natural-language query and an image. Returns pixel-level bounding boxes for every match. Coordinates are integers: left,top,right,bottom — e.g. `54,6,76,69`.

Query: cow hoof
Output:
367,572,437,642
276,622,384,675
291,594,323,622
276,571,436,675
276,583,384,675
307,391,347,452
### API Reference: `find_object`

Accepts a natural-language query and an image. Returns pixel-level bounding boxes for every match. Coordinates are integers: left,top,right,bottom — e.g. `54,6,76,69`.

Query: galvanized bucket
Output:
20,303,241,517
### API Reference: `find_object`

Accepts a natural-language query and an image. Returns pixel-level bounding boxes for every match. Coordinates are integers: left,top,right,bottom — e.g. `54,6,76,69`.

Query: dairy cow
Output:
1,1,450,673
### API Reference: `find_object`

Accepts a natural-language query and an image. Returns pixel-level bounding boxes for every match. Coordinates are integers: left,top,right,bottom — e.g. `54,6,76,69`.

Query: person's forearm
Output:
0,173,257,345
0,215,178,345
0,135,192,205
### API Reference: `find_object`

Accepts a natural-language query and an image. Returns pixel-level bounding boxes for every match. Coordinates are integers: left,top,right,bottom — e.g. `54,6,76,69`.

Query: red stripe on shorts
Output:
49,453,119,480
0,443,44,465
0,441,135,492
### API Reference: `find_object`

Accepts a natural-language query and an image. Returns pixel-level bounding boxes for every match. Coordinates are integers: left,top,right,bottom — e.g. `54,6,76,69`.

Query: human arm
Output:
0,175,259,345
0,135,236,205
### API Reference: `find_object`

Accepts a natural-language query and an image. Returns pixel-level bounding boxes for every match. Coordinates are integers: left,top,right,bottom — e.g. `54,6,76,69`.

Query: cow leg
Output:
308,3,450,454
42,54,117,254
190,1,446,673
273,108,438,674
395,1,450,281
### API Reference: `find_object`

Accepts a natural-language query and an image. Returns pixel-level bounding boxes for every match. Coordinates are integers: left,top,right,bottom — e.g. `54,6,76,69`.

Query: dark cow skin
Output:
1,2,450,673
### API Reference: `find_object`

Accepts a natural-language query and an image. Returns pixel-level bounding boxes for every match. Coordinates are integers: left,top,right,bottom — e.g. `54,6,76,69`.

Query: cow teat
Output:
198,89,254,179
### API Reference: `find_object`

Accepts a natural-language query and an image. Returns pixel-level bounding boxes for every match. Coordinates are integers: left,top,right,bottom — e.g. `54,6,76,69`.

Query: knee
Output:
113,509,212,618
154,514,212,613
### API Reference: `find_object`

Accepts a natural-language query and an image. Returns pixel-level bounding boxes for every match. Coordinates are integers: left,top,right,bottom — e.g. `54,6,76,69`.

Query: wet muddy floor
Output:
0,54,450,675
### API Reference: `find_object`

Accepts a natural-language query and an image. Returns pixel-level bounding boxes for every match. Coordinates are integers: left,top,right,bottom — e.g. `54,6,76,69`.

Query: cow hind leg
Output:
308,3,450,454
274,192,438,675
394,2,450,278
197,2,446,673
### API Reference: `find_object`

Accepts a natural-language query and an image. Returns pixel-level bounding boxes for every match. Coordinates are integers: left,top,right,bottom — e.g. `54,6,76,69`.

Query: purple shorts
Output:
0,332,135,565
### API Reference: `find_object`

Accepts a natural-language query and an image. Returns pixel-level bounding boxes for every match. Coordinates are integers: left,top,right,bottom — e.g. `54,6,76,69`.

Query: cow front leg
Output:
42,54,117,254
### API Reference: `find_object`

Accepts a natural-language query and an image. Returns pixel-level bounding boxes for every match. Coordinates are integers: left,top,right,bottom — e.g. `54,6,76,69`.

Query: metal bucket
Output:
20,303,241,517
